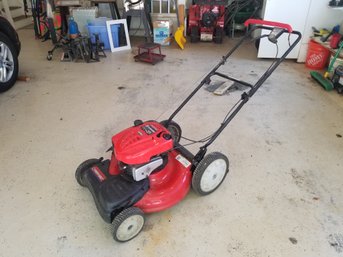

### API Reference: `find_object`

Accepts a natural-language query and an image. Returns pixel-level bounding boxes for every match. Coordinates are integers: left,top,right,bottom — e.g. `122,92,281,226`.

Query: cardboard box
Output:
153,20,173,46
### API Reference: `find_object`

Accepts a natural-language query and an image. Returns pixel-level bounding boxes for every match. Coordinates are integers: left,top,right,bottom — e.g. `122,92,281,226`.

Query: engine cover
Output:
112,121,173,165
202,11,216,27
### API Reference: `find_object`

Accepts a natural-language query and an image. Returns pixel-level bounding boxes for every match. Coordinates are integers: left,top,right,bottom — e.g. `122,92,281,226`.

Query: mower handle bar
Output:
244,19,293,33
166,21,301,165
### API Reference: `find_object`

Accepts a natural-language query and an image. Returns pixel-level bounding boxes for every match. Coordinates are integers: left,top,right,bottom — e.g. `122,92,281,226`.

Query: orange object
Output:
306,40,330,70
54,12,62,29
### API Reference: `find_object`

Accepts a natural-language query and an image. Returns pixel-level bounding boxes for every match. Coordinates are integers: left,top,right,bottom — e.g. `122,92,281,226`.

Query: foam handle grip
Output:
244,19,293,32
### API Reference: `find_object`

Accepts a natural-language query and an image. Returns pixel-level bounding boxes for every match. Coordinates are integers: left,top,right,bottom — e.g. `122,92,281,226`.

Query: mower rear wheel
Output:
112,207,145,242
192,152,229,196
75,158,99,187
190,26,200,43
214,27,224,44
160,120,182,143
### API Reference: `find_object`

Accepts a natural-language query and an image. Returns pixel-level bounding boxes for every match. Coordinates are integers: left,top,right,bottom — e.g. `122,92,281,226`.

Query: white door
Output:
257,0,311,59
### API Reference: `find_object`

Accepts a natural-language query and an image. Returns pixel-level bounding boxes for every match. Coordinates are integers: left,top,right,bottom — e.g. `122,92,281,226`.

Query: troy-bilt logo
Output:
91,167,106,182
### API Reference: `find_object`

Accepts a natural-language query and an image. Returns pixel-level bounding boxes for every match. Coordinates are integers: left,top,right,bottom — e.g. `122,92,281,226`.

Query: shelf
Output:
311,37,343,58
328,6,343,10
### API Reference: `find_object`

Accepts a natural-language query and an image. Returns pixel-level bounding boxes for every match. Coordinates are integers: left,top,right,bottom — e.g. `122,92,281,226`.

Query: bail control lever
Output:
244,19,293,43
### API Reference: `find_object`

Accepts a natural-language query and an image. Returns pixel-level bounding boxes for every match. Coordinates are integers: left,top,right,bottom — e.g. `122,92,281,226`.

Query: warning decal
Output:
175,154,191,168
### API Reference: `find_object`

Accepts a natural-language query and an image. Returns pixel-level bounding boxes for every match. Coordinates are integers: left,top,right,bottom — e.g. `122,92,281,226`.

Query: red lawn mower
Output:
76,19,301,242
188,0,228,43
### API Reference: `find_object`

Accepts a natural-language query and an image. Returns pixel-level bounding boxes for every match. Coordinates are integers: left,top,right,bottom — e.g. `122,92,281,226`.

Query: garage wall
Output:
297,0,343,62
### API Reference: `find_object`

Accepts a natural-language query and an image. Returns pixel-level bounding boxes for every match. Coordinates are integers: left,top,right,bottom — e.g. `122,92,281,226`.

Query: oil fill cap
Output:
134,120,143,126
163,134,172,140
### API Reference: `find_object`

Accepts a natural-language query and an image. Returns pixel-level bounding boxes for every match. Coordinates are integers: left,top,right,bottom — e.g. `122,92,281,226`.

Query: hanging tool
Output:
174,0,187,49
320,25,340,42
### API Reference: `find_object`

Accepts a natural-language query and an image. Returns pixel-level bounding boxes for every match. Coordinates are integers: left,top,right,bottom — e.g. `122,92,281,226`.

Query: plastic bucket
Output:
87,24,119,50
89,17,109,26
305,40,330,69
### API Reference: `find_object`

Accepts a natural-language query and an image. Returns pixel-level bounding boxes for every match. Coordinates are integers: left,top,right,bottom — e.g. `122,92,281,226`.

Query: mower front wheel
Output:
192,152,229,196
75,158,99,187
112,207,145,242
160,120,182,143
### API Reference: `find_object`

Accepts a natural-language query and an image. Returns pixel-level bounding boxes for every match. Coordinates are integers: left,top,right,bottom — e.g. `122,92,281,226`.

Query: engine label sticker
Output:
91,167,106,182
176,154,191,168
141,124,157,135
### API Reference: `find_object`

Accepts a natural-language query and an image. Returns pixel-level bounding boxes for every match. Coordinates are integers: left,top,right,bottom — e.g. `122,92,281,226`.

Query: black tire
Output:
82,41,91,63
112,207,145,242
214,27,224,44
192,152,229,196
160,120,182,143
75,158,99,186
47,52,53,61
0,32,19,93
190,26,199,43
255,38,260,50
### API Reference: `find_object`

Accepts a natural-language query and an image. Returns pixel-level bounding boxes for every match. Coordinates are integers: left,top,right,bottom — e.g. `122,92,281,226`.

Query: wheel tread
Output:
214,27,224,44
112,207,145,242
190,26,200,43
192,152,229,196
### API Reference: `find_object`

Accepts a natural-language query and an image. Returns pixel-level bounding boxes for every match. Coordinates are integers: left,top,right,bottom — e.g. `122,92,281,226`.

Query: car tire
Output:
0,32,19,93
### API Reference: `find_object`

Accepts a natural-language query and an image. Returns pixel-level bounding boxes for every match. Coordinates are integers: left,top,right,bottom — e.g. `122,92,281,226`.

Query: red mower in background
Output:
75,19,301,243
188,0,228,43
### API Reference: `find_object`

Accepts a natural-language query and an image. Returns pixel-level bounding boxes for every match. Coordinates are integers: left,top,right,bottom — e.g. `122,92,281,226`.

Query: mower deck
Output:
82,149,192,223
134,150,192,213
82,160,150,223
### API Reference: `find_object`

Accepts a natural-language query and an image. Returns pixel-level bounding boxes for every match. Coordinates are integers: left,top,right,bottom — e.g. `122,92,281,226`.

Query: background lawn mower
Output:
188,0,228,43
187,0,261,43
75,19,301,242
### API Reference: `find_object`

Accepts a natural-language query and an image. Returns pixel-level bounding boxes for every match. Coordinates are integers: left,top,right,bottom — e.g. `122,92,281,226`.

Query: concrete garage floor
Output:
1,27,343,257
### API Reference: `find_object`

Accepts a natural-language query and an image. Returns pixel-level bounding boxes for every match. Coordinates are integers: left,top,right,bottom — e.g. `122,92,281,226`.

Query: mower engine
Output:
188,0,228,43
77,120,192,225
109,120,173,181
